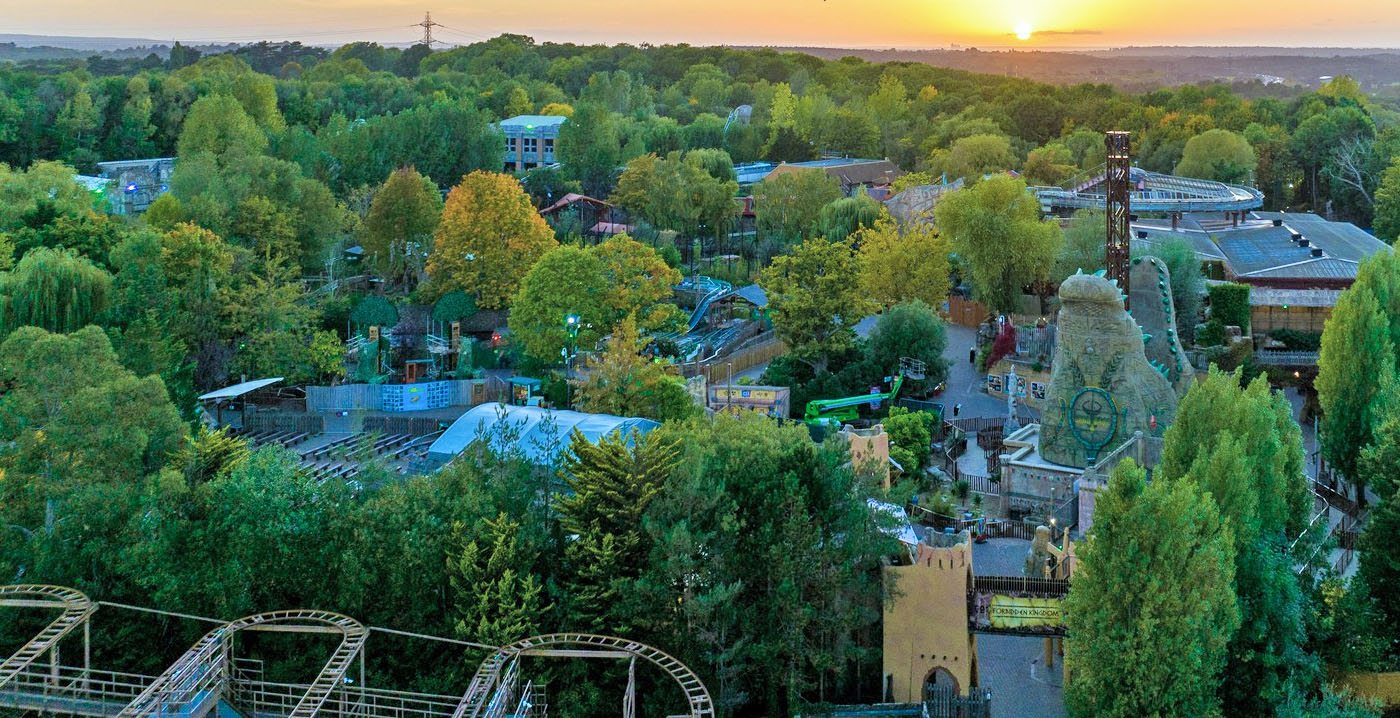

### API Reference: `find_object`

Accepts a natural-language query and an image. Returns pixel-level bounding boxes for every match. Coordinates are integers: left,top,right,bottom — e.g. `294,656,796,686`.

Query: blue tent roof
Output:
428,402,660,464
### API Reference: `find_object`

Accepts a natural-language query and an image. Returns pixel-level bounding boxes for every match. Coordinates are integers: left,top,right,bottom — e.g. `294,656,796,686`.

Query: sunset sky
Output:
7,0,1399,49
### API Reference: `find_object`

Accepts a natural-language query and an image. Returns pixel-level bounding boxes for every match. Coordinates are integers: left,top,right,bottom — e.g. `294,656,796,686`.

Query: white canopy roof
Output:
429,402,659,464
198,377,284,402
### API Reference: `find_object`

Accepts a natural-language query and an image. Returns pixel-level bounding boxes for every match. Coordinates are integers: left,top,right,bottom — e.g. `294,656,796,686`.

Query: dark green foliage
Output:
447,513,548,655
1359,491,1400,649
1064,459,1239,718
432,290,478,323
1207,282,1251,332
349,295,399,329
1268,328,1323,351
865,300,950,391
1198,317,1226,347
0,247,112,336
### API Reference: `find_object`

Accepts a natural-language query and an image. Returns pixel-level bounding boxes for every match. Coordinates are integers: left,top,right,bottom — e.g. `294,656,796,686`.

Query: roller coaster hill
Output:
0,585,714,718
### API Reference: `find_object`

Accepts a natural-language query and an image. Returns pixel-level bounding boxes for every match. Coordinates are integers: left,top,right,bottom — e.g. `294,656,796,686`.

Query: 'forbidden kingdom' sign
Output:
971,594,1065,634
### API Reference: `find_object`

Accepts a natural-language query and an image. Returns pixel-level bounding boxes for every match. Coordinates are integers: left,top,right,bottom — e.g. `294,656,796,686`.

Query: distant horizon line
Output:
4,31,1399,54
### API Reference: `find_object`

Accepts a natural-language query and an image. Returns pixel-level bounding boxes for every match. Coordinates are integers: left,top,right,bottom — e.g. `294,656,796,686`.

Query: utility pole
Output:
414,11,441,47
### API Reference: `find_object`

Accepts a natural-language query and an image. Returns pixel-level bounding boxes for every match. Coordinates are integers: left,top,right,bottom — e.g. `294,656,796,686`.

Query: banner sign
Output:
971,594,1065,634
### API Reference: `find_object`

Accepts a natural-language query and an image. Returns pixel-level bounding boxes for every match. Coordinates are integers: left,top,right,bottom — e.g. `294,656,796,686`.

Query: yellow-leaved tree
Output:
427,171,557,309
856,217,951,310
590,233,683,331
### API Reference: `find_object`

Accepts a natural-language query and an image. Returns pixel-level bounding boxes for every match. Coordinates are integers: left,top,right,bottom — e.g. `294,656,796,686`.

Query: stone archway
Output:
923,666,961,699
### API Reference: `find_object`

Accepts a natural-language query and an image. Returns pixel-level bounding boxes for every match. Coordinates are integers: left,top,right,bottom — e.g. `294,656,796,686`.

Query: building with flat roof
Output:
734,157,903,194
499,115,567,172
94,157,175,215
1132,211,1389,290
1131,211,1392,335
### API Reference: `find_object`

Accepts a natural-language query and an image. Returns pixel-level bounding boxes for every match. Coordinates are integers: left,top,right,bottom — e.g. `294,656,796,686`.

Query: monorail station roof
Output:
427,402,660,464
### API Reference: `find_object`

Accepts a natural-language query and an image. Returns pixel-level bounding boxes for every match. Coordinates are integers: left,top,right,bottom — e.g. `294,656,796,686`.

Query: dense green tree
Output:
933,175,1061,315
519,166,580,209
222,258,339,384
0,325,184,528
610,152,737,242
589,233,683,331
818,195,885,242
1359,490,1400,651
753,170,843,247
575,314,694,422
1175,129,1258,184
883,406,935,473
865,300,950,390
0,248,111,336
1022,143,1076,186
1357,383,1400,502
1064,458,1239,718
558,426,681,631
0,161,98,234
447,513,548,651
1318,280,1396,489
1158,368,1311,713
362,167,442,289
1375,157,1400,244
176,94,267,158
557,103,621,197
508,245,609,363
1052,210,1105,284
761,237,873,373
856,217,951,310
926,133,1017,181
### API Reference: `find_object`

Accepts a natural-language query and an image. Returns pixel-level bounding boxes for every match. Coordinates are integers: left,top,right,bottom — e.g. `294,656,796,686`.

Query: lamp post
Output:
564,314,581,407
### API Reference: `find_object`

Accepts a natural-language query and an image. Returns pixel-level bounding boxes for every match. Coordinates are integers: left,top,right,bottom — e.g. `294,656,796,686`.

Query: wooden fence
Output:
679,335,788,379
363,415,452,437
243,413,325,436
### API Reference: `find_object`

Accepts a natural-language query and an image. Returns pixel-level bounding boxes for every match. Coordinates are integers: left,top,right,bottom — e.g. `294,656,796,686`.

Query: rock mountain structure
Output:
1038,263,1191,468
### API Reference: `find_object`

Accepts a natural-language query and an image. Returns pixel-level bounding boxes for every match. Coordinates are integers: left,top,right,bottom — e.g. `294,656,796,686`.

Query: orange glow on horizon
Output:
4,0,1397,49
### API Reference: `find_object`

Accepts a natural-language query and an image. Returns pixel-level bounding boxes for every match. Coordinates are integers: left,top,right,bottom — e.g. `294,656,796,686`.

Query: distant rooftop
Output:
1133,213,1391,287
499,115,568,128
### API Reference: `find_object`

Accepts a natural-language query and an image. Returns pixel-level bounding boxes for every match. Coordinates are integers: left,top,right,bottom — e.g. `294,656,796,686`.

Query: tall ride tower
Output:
1105,131,1132,308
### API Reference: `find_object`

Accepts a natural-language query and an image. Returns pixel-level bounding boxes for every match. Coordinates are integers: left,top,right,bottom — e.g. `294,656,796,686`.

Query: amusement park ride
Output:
803,358,926,430
0,585,714,718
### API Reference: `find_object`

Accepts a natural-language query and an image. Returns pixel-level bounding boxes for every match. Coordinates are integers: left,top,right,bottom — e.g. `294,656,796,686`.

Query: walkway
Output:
971,539,1067,718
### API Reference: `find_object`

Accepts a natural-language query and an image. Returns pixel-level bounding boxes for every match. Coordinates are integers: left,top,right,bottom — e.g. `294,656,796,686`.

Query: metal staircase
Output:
0,585,97,691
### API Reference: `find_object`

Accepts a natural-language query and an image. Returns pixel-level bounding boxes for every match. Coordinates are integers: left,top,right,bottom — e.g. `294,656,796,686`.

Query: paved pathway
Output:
941,325,1007,419
972,538,1067,718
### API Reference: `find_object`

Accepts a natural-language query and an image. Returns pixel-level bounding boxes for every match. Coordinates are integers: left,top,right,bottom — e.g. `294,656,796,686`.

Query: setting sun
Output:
1014,21,1033,40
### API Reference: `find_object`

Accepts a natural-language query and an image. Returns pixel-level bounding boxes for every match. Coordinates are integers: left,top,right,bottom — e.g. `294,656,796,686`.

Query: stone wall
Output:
883,538,977,701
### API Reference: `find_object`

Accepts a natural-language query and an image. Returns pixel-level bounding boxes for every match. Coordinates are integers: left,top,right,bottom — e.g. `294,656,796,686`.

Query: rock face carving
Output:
1038,270,1180,468
1129,255,1195,397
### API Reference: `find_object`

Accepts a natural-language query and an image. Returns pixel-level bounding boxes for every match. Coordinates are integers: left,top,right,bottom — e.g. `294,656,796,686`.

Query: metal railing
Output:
231,678,463,718
0,664,156,716
970,575,1070,598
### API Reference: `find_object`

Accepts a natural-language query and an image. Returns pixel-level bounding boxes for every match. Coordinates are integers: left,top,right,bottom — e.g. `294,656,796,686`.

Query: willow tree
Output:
0,247,113,335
